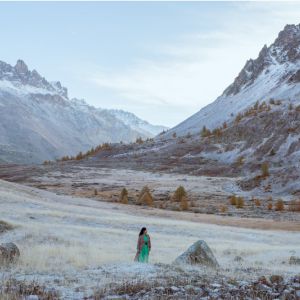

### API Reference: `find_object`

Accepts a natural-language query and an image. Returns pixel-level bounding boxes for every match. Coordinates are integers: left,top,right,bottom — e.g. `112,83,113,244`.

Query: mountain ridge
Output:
167,23,300,137
0,59,167,164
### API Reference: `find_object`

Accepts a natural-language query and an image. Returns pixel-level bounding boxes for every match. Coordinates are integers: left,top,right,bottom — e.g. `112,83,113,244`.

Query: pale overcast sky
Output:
0,2,300,126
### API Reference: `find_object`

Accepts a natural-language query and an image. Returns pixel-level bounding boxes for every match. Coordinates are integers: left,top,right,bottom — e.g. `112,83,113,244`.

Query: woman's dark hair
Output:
139,227,147,236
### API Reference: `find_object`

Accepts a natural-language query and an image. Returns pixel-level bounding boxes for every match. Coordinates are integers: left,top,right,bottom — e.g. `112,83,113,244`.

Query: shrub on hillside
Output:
139,186,150,199
180,197,189,211
212,128,222,138
136,137,144,144
174,186,187,202
267,202,273,210
138,186,153,206
254,198,261,207
236,197,244,209
235,113,243,123
229,195,237,206
261,162,270,177
76,151,83,160
201,126,211,138
120,188,128,204
220,205,228,213
288,200,300,212
275,199,284,211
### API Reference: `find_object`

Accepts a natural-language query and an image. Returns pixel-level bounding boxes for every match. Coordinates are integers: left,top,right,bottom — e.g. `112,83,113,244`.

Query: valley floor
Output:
1,163,299,223
0,179,299,299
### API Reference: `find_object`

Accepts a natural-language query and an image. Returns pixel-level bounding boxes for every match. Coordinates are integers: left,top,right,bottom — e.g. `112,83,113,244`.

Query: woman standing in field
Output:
135,227,151,263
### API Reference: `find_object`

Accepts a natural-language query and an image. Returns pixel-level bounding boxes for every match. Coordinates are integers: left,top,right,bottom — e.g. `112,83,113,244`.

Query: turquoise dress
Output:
138,234,150,263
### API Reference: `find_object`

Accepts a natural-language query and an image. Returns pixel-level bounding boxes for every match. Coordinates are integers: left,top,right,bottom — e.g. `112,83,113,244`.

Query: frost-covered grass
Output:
0,179,299,299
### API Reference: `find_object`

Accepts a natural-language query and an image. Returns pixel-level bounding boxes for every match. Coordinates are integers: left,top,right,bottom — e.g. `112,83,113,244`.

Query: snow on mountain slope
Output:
105,109,168,137
0,60,162,164
169,24,300,137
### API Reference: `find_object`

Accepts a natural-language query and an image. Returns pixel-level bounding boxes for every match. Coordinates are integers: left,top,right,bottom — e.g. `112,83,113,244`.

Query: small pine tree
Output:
212,128,222,138
289,103,294,110
138,186,154,206
275,199,284,211
76,151,83,160
236,197,244,209
94,189,98,196
136,137,144,144
254,199,261,207
229,195,237,206
140,191,153,206
120,188,128,204
223,122,227,129
201,126,211,138
220,205,228,213
139,186,150,200
235,113,243,123
288,200,300,212
180,196,189,211
261,162,270,177
172,132,177,138
174,186,187,202
269,149,276,156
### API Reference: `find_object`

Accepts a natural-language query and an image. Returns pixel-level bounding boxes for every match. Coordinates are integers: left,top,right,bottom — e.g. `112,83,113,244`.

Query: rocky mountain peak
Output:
223,23,300,96
0,59,68,98
275,24,300,46
14,59,29,74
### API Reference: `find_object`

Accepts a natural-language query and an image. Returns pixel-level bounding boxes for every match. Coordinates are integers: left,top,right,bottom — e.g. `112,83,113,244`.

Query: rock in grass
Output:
0,242,20,264
173,240,219,268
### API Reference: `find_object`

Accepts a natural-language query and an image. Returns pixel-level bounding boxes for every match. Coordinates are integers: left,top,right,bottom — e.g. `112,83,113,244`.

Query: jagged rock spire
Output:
223,23,300,96
14,59,29,74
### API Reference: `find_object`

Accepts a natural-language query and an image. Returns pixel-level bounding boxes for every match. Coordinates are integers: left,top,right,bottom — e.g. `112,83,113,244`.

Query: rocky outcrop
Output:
173,240,219,268
0,59,66,96
224,24,300,96
0,242,20,264
224,45,271,96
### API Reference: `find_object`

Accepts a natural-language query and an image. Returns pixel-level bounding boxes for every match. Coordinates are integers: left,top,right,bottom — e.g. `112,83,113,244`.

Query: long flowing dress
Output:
137,234,151,263
138,234,150,262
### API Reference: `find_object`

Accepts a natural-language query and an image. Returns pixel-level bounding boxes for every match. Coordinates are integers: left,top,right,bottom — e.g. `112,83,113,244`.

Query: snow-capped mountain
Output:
105,109,168,137
0,59,165,164
169,24,300,137
77,24,300,197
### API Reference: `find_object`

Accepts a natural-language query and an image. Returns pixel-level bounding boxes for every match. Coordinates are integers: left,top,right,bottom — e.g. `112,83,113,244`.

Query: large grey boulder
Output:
173,240,219,268
0,242,20,264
